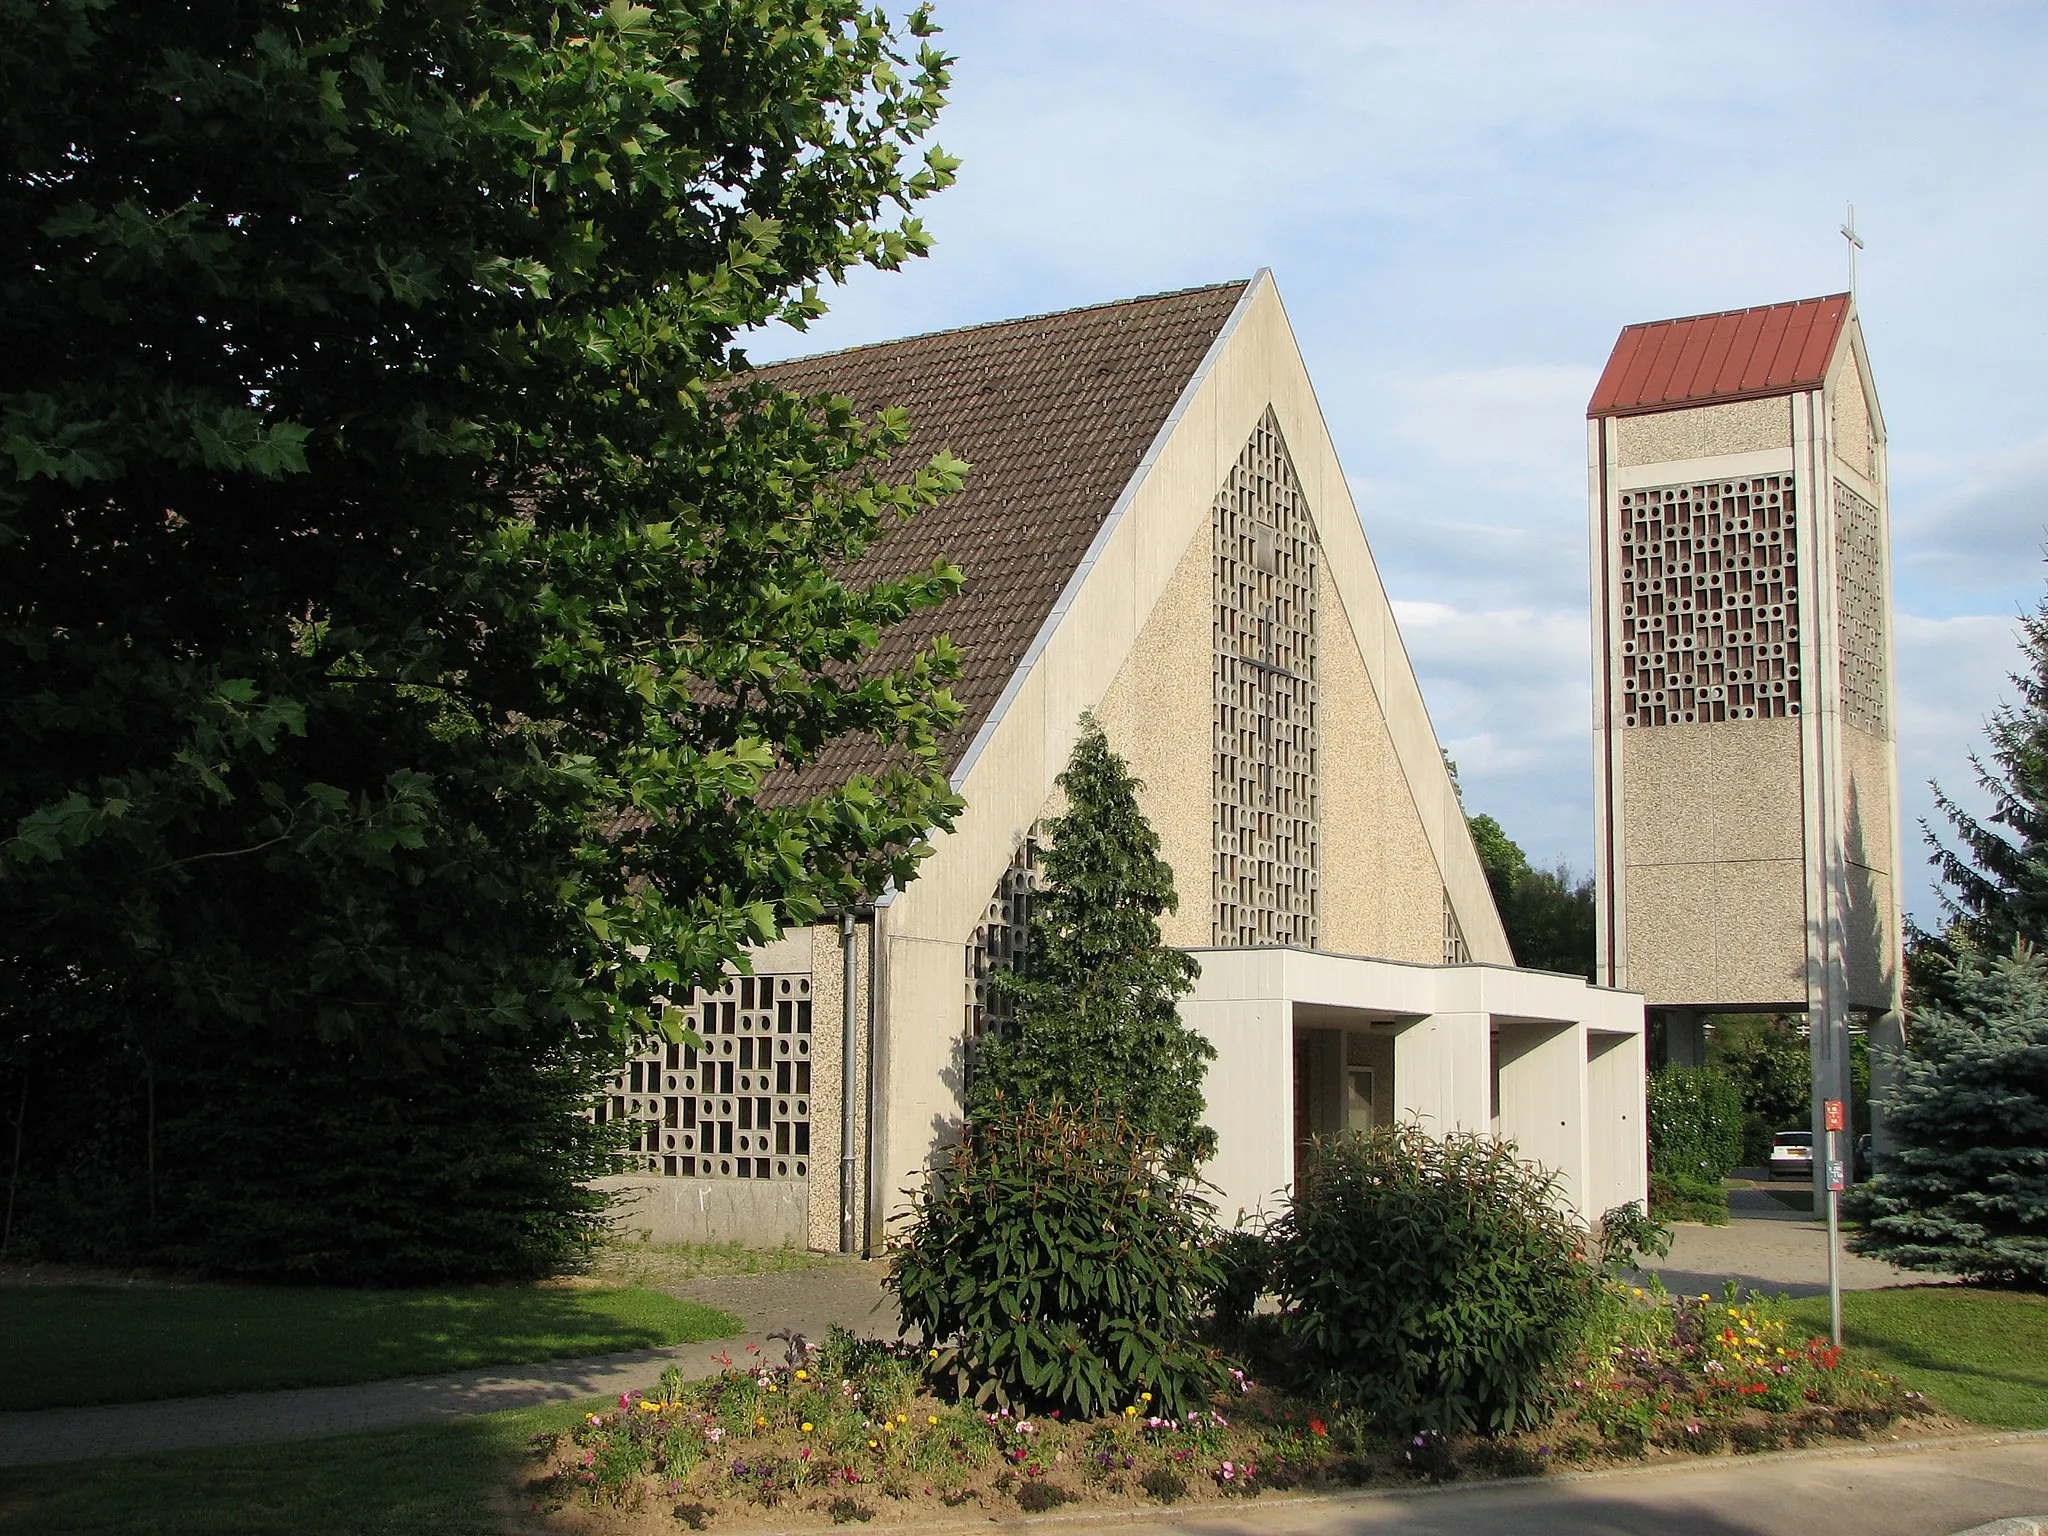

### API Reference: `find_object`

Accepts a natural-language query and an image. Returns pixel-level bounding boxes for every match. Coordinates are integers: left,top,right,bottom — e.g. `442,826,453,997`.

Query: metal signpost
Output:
1823,1098,1846,1346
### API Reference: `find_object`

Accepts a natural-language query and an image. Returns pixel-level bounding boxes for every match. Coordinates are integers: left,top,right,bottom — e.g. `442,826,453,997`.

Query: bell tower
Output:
1586,295,1904,1168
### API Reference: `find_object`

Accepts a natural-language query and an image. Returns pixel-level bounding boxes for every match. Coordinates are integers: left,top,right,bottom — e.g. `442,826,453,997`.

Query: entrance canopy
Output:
1182,946,1646,1228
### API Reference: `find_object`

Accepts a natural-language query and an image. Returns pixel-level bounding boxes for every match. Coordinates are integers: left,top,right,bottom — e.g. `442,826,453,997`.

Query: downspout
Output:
840,910,859,1254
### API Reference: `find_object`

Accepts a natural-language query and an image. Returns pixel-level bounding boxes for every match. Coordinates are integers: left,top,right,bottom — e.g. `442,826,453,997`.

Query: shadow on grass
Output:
0,1400,581,1536
0,1286,740,1411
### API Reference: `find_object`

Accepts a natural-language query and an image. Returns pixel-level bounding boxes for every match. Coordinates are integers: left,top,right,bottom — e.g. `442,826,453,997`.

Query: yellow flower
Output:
1141,1392,1152,1403
869,1439,879,1449
795,1370,808,1380
756,1416,767,1427
883,1423,894,1433
897,1413,909,1423
802,1422,814,1434
1124,1406,1137,1417
765,1384,777,1393
1630,1287,1644,1297
928,1415,939,1426
928,1349,939,1359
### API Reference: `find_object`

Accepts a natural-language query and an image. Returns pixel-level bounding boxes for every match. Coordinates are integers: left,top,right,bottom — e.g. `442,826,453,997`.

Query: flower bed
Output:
525,1289,1937,1530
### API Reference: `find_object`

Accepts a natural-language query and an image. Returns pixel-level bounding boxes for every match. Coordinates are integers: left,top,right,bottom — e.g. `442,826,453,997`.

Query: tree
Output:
1706,1013,1809,1165
1,2,965,1275
1467,813,1596,979
966,718,1214,1167
1922,580,2048,977
1850,945,2048,1288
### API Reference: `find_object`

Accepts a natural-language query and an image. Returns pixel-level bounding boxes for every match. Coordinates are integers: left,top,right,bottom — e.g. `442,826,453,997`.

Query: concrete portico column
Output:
1393,1012,1489,1135
1186,996,1293,1225
1585,1029,1649,1218
1495,1020,1591,1221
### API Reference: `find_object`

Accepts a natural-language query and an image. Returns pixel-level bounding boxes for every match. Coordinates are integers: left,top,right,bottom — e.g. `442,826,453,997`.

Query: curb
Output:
888,1427,2048,1535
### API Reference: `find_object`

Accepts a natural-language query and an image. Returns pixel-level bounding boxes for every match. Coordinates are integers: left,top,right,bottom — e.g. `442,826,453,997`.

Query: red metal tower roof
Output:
1588,294,1850,417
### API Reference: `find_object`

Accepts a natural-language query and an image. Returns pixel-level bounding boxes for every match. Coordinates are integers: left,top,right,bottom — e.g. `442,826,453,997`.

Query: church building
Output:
600,273,1648,1249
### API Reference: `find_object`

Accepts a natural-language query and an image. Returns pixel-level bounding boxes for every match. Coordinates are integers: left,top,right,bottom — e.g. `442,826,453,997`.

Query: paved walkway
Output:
1066,1432,2048,1536
0,1257,894,1467
1643,1192,1932,1299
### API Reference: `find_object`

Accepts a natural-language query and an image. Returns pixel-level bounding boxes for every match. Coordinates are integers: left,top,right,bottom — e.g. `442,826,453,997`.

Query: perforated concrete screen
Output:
597,972,813,1180
1834,482,1888,737
1442,888,1469,965
966,840,1035,1038
1619,476,1802,727
1213,409,1320,947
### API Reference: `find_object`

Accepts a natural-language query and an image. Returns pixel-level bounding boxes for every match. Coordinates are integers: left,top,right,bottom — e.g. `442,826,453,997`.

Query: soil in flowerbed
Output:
520,1293,1941,1532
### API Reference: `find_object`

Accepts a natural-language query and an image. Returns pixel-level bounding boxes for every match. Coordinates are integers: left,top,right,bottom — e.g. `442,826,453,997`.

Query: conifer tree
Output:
1850,945,2048,1287
1924,587,2048,962
967,717,1214,1167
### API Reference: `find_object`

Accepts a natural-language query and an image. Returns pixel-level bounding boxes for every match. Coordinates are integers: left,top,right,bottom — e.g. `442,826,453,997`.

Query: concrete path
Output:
1082,1432,2048,1536
1643,1196,1931,1300
0,1257,895,1467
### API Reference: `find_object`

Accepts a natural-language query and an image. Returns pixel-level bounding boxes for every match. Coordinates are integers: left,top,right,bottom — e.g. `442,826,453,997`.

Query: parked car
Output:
1768,1131,1814,1180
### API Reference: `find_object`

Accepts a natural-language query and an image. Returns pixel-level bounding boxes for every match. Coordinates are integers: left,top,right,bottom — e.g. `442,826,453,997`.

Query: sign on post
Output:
1824,1099,1847,1131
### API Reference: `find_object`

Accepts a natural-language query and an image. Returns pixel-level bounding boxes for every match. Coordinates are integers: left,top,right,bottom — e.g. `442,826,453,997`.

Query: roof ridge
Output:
739,277,1253,373
1616,292,1850,334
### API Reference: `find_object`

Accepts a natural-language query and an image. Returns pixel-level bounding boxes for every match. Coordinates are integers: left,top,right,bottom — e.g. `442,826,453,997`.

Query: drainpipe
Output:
840,909,859,1254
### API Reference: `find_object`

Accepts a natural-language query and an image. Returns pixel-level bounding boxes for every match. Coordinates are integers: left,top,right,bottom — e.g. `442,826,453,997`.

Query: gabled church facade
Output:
600,273,1647,1250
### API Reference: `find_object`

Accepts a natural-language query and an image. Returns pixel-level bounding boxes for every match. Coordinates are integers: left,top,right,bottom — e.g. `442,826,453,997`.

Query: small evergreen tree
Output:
1849,945,2048,1287
967,718,1214,1166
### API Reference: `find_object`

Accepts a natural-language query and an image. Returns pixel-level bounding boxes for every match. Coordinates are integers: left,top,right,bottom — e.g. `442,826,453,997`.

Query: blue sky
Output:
748,1,2048,925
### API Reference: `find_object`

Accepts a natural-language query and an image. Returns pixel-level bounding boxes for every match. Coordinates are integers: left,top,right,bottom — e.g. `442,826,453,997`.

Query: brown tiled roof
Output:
1588,294,1849,417
750,279,1249,798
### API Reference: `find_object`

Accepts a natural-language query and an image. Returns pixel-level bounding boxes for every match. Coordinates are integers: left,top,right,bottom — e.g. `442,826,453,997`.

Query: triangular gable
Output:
883,271,1512,964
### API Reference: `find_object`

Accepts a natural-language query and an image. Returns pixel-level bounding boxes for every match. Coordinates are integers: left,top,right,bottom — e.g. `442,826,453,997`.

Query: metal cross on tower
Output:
1841,203,1865,297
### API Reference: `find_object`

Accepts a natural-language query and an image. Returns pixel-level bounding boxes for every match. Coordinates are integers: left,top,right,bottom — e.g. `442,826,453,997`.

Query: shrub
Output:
1209,1226,1273,1326
1267,1123,1597,1436
1596,1202,1673,1274
1647,1065,1745,1183
1649,1170,1729,1225
886,1098,1228,1420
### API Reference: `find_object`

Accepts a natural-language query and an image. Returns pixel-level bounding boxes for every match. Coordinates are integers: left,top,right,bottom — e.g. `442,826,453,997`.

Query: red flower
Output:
1309,1418,1327,1437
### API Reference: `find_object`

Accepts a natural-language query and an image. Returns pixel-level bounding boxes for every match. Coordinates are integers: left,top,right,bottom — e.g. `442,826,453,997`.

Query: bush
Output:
1596,1202,1673,1274
1850,946,2048,1287
1266,1123,1597,1436
886,1098,1229,1420
1647,1066,1744,1182
1209,1226,1273,1326
1649,1171,1729,1225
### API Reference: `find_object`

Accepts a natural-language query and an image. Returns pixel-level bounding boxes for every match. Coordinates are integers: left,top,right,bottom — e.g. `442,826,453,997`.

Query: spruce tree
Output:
967,717,1214,1167
1850,945,2048,1287
1924,587,2048,964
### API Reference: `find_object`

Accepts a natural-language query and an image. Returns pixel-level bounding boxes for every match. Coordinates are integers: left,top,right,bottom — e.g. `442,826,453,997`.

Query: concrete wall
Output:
1181,989,1293,1225
599,1175,808,1248
1615,397,1792,467
1319,597,1447,963
1494,1020,1587,1215
1094,526,1214,950
1619,718,1808,1008
1585,1029,1649,1215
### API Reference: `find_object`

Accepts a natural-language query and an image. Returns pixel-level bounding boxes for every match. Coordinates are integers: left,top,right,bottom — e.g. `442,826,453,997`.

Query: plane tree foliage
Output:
0,0,965,1276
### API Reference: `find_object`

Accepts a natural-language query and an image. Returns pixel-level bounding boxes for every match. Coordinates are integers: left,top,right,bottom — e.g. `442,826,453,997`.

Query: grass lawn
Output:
0,1401,584,1536
1784,1285,2048,1429
0,1284,741,1411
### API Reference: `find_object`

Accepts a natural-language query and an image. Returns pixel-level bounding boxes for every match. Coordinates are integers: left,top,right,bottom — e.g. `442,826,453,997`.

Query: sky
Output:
746,1,2048,926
